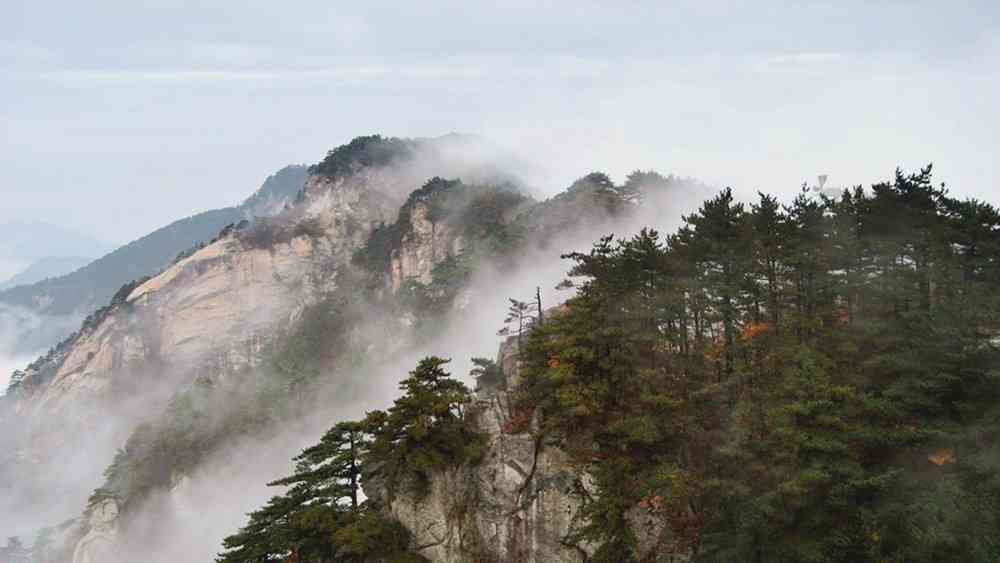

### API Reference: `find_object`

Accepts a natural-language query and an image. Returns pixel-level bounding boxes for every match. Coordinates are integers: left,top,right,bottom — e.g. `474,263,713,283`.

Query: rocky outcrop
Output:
371,337,590,562
383,338,683,563
380,390,589,563
390,201,465,292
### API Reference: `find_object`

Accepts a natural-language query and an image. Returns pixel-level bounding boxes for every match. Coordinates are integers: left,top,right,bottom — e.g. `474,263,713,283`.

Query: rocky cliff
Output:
14,168,398,431
379,388,587,563
390,201,466,292
375,339,680,563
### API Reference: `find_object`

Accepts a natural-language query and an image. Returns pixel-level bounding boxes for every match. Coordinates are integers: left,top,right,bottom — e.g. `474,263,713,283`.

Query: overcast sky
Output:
2,1,998,244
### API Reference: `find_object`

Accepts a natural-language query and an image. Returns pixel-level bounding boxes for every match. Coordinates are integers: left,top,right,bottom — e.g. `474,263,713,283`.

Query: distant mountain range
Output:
0,164,308,352
0,257,95,291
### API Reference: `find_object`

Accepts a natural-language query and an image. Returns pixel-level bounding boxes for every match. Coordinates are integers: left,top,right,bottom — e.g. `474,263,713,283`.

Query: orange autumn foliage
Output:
740,322,772,340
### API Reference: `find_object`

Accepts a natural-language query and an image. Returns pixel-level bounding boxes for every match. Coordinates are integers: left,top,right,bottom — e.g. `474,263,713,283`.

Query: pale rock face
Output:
24,173,387,404
71,499,119,563
385,391,590,563
390,202,464,292
12,171,400,474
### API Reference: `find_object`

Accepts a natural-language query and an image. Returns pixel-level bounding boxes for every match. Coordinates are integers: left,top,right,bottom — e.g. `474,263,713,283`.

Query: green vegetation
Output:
511,171,634,239
353,176,527,279
514,166,1000,562
3,275,150,399
309,135,415,178
469,357,502,391
217,356,484,562
363,357,488,500
216,421,423,563
238,216,325,250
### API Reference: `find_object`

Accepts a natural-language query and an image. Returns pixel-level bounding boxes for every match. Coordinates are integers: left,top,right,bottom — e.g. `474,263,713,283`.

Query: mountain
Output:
0,257,94,291
0,134,698,562
0,165,308,354
4,134,999,562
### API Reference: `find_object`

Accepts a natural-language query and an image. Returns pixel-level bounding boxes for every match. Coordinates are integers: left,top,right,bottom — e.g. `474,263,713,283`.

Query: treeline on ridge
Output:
515,165,1000,562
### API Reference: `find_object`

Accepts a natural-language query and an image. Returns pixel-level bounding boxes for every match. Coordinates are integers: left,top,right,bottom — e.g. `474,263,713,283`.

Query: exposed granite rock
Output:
16,171,399,423
380,390,590,563
390,201,465,292
71,499,118,563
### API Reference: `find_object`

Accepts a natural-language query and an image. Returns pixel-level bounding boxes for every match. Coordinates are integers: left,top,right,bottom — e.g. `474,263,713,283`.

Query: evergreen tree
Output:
498,298,538,350
469,357,503,391
364,357,486,499
218,357,483,562
217,422,366,562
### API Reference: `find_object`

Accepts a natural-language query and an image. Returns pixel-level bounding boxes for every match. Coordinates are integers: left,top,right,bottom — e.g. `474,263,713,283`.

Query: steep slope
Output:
1,135,539,549
11,168,402,431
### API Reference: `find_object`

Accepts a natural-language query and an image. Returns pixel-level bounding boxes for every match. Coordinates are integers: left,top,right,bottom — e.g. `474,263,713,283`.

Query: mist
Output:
0,130,923,563
0,303,82,372
4,131,983,562
72,162,709,563
0,258,29,282
0,135,818,560
0,353,35,396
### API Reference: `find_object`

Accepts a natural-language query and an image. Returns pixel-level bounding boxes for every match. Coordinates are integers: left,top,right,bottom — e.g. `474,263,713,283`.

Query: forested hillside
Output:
515,166,1000,562
218,166,1000,562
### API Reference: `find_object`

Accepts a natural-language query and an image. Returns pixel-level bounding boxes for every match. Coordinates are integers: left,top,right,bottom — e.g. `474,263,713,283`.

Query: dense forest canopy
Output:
515,166,1000,562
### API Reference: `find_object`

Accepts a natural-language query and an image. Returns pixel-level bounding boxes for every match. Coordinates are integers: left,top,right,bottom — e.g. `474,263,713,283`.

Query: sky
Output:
2,0,998,244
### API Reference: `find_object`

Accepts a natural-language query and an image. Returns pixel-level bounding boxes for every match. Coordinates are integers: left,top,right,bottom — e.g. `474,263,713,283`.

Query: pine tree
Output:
469,357,503,391
363,357,486,500
498,298,538,350
217,422,367,563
